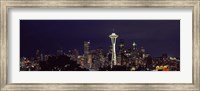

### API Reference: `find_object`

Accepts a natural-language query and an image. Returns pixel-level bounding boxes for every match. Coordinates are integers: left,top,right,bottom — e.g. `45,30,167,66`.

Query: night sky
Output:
20,20,180,57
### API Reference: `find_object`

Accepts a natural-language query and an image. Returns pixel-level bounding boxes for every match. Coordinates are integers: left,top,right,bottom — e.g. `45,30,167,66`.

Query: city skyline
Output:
20,20,180,57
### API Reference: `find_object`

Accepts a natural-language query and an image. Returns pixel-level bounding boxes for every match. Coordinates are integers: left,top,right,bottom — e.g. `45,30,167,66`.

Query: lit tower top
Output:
133,42,136,46
109,33,118,44
132,42,137,50
109,32,118,66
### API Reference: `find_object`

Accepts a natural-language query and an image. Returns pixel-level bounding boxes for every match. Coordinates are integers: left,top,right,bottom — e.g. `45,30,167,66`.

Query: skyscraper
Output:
109,32,118,66
118,39,125,65
35,49,41,61
84,41,90,60
72,49,79,61
35,49,40,58
119,39,125,51
84,41,90,55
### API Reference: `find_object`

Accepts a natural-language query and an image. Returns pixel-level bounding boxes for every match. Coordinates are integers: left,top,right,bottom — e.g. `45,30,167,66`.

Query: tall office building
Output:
84,41,90,58
119,39,125,51
140,47,146,58
44,55,49,61
35,49,41,61
40,53,44,61
117,39,125,65
88,54,92,68
72,49,79,61
109,32,118,66
35,49,40,58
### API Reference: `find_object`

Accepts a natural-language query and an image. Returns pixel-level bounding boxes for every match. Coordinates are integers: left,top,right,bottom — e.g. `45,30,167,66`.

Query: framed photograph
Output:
0,0,199,91
19,20,180,72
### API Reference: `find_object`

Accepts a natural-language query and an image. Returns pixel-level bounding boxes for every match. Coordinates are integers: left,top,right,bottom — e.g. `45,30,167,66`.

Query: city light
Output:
20,33,180,71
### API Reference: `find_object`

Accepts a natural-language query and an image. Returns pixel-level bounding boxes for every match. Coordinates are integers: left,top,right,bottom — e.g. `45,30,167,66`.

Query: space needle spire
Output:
109,29,118,66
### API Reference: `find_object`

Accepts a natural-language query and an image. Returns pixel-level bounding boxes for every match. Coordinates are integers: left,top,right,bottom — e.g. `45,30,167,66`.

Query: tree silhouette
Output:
39,55,89,71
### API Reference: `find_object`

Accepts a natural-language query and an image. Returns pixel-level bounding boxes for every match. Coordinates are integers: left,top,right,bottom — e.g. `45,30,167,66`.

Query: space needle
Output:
109,32,118,66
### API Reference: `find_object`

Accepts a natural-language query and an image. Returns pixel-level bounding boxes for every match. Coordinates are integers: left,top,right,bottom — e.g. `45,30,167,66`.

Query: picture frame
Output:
0,0,199,91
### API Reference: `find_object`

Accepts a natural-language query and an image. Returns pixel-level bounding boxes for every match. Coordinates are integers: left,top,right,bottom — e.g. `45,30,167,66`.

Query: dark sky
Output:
20,20,180,57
